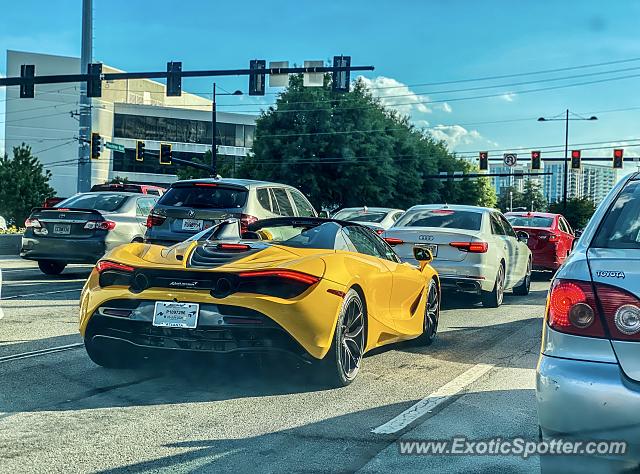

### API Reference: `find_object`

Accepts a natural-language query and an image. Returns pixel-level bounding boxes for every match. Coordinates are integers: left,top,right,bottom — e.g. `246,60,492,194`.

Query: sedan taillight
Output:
84,220,116,230
25,218,42,228
547,279,640,340
449,241,489,253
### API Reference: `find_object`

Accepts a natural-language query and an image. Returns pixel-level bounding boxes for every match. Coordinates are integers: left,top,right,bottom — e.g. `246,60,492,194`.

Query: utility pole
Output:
76,0,92,192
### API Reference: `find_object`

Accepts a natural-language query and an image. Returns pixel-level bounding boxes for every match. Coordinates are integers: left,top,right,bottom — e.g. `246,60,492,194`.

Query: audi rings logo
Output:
187,209,196,218
419,235,435,241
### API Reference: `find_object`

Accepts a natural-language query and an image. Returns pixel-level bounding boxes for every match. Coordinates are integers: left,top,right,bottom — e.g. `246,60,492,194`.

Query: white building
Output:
542,162,617,205
4,50,257,197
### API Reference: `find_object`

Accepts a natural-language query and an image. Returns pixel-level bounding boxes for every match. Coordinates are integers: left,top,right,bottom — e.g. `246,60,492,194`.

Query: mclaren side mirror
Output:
413,245,433,271
517,231,529,243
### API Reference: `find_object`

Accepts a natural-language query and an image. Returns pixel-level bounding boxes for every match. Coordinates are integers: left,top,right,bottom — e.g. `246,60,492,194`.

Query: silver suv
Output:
144,178,317,245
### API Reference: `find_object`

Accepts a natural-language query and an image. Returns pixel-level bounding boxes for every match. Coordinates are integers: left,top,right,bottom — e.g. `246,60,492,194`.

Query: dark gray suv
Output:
144,178,317,245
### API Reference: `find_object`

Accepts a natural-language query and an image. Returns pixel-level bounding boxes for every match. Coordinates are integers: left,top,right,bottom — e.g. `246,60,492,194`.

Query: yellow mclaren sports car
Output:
79,217,440,386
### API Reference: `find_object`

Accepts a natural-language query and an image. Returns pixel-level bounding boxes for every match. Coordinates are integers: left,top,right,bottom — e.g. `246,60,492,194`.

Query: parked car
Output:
332,207,404,233
537,172,640,469
144,178,318,245
383,204,531,307
21,192,159,275
90,183,166,196
80,217,439,386
505,211,575,271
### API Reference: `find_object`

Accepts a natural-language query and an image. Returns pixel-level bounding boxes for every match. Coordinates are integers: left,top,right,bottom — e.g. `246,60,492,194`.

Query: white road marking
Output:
2,287,82,300
372,363,494,434
0,343,84,363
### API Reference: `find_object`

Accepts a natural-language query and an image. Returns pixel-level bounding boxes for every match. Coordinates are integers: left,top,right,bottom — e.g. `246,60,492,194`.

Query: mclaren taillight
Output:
384,237,404,246
25,217,42,228
450,241,489,253
96,260,135,288
84,220,116,231
236,269,320,298
218,243,252,251
96,260,135,274
146,211,166,228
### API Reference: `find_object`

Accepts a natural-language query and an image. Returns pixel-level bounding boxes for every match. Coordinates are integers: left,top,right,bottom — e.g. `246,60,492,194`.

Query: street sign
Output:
503,153,517,167
269,61,289,87
104,142,125,153
303,60,324,87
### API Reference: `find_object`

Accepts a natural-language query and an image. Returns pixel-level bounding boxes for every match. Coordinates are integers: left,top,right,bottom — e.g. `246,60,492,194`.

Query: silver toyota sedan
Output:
537,172,640,469
383,204,532,307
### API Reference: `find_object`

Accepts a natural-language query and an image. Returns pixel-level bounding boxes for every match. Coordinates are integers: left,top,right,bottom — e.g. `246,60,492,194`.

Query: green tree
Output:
497,186,523,212
549,197,596,229
108,176,129,184
175,150,235,180
0,144,54,225
521,179,547,212
239,74,490,210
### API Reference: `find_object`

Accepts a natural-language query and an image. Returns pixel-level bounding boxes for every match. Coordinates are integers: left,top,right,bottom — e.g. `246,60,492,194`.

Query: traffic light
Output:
136,141,145,162
159,143,172,165
571,150,581,170
614,149,624,169
531,150,541,170
87,63,102,98
332,55,351,93
20,64,35,98
249,59,266,96
90,132,101,160
479,151,488,171
166,61,182,97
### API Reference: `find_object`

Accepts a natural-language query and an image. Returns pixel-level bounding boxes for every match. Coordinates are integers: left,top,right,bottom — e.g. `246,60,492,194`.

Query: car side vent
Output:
188,244,259,269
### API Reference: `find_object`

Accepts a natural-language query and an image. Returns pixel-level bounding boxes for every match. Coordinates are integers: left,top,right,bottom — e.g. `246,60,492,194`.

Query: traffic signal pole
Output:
77,0,93,193
212,82,217,176
563,109,569,211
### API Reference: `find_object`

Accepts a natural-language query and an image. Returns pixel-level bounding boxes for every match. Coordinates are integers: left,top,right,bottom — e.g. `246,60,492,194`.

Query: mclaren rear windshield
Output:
248,220,349,250
395,209,482,231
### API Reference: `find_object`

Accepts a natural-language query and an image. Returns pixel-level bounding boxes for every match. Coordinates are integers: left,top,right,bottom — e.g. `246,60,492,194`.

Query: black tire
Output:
84,337,135,369
317,289,366,387
38,260,66,275
481,263,505,308
513,258,532,296
415,279,440,346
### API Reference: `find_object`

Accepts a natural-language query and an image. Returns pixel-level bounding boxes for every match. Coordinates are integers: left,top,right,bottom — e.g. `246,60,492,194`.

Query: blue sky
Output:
2,0,640,174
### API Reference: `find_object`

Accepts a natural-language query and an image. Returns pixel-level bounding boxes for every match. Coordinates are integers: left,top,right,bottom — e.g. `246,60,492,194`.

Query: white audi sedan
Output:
383,204,532,307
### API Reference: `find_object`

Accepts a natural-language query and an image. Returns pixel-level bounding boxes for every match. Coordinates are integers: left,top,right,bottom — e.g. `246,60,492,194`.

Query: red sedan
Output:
505,212,575,271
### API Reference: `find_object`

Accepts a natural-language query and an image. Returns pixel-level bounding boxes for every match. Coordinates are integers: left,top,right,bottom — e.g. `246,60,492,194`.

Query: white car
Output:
0,215,6,230
332,207,404,233
383,204,532,307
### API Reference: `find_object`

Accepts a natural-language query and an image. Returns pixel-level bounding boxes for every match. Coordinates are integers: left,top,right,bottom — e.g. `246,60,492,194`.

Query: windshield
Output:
395,209,482,231
158,185,248,209
506,216,554,228
57,193,127,212
251,221,342,249
333,209,387,223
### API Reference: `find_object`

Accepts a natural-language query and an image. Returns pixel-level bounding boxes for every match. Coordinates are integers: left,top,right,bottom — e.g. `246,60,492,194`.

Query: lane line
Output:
371,363,494,434
2,287,82,300
0,343,84,363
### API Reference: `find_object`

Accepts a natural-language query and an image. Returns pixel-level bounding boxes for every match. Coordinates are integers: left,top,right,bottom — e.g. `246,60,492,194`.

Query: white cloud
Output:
358,75,431,116
439,102,453,113
413,119,430,128
428,124,483,149
501,92,516,102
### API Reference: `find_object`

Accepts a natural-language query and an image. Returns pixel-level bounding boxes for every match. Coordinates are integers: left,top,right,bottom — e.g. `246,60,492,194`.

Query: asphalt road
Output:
0,257,549,473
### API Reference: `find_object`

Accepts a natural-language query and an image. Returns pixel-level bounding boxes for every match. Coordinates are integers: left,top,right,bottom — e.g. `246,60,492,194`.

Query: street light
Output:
537,110,598,210
212,83,243,176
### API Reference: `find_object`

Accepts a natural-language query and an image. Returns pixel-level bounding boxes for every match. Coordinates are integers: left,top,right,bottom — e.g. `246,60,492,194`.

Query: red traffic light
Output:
531,151,540,159
571,150,581,159
614,149,624,159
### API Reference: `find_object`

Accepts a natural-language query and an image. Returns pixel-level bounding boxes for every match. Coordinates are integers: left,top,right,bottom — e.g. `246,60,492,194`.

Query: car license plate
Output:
153,301,199,329
417,244,437,257
53,224,71,235
182,219,203,231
